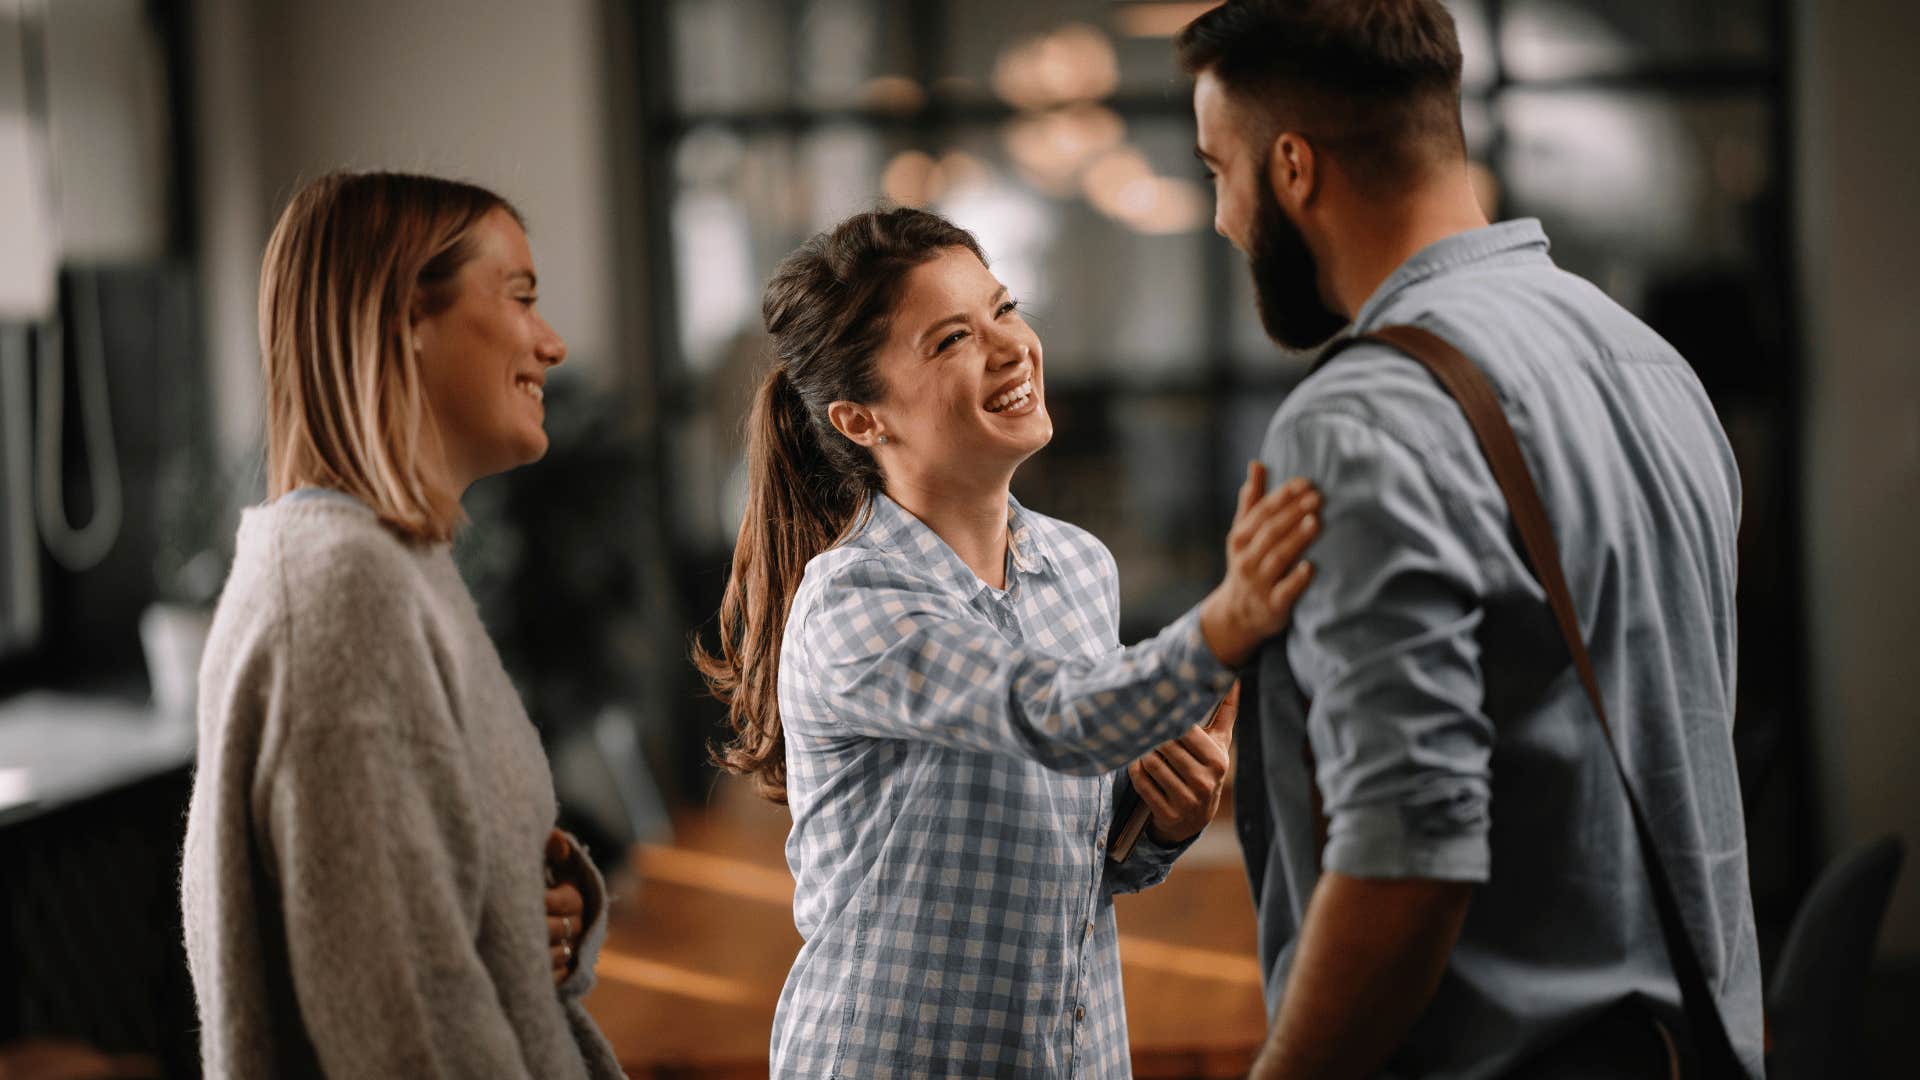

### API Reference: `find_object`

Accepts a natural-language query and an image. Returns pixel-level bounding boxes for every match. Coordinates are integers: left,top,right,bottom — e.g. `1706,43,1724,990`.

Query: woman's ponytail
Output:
694,365,867,801
694,207,986,802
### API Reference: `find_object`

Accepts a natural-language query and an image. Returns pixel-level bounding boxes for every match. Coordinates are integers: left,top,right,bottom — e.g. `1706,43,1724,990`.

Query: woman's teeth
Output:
515,377,543,404
985,379,1033,413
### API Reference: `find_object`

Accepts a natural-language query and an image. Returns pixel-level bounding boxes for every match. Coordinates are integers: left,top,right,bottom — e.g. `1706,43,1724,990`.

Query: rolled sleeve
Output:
1263,406,1495,883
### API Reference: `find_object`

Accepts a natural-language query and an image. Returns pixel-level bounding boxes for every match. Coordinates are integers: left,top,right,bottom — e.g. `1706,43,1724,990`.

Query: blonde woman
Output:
180,172,621,1078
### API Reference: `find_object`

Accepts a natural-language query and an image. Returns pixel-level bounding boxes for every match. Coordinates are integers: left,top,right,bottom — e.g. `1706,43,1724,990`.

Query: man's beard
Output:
1246,176,1348,351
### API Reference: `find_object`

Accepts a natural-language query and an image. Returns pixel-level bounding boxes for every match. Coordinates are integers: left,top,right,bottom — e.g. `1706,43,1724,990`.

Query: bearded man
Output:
1178,2,1764,1076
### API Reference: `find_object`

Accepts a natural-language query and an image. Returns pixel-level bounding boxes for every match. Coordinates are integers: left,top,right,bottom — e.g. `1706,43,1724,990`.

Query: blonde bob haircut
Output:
260,170,521,543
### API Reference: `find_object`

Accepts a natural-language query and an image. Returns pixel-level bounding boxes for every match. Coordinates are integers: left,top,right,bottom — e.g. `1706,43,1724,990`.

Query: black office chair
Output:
1766,834,1906,1079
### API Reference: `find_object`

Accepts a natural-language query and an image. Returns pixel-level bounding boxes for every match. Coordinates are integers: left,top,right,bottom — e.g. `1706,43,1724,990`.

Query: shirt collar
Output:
1349,218,1551,332
854,491,1054,599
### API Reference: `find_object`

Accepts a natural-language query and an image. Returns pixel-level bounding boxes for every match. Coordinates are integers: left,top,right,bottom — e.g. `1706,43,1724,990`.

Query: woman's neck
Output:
884,473,1013,590
416,425,472,512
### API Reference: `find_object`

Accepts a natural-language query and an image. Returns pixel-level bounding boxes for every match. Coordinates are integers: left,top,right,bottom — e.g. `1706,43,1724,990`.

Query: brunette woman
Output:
697,208,1320,1077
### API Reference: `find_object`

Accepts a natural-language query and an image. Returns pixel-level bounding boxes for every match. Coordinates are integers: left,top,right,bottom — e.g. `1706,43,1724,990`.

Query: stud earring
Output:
876,434,889,445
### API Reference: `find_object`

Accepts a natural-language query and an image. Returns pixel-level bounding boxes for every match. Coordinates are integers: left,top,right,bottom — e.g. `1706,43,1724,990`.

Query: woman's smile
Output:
983,376,1036,416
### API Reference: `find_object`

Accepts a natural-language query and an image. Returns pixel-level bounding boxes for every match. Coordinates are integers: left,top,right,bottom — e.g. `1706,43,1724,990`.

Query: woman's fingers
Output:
1242,496,1321,586
1157,731,1220,784
1128,759,1185,818
1242,485,1319,554
1267,559,1314,614
1230,492,1291,559
1230,476,1311,552
1253,509,1320,585
1175,725,1232,772
545,881,585,924
1204,680,1241,737
1237,460,1266,520
1139,748,1199,809
545,828,572,866
1204,474,1321,667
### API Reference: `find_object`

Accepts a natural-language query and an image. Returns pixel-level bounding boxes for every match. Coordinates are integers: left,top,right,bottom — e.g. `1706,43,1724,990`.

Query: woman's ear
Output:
827,400,883,447
404,295,429,356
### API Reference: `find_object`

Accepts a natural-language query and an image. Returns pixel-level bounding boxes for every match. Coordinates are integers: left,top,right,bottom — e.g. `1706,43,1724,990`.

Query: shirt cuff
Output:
1105,816,1199,894
1322,802,1491,883
1134,824,1200,865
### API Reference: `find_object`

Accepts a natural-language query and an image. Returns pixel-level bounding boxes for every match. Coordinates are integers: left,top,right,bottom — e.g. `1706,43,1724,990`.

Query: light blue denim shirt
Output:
1235,219,1764,1077
772,492,1236,1078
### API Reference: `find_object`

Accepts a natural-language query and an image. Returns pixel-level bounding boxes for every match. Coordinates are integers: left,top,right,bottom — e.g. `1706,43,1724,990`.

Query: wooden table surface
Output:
583,782,1267,1078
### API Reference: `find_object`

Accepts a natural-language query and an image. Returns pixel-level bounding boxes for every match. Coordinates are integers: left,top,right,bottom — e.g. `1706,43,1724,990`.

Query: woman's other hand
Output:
1200,462,1319,668
544,829,588,986
1131,680,1239,843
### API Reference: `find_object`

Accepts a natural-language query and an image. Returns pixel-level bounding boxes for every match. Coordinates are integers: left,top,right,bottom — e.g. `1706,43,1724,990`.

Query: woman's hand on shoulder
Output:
1199,462,1320,668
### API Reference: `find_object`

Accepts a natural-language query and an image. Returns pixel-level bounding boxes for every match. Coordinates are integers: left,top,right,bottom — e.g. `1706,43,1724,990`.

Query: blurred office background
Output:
0,0,1914,1076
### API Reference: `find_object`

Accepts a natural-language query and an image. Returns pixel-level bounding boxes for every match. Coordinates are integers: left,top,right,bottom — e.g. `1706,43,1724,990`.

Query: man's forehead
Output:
1194,70,1254,147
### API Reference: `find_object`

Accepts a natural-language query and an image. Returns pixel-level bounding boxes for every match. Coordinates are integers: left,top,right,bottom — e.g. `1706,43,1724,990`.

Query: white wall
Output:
2,0,170,317
195,0,619,461
1797,0,1920,957
43,0,172,262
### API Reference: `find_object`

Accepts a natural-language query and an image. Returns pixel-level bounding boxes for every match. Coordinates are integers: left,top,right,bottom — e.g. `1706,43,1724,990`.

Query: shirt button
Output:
1085,919,1095,938
1076,1006,1086,1022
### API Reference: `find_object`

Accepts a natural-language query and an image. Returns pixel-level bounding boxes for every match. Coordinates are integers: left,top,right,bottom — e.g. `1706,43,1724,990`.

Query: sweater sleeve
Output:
262,719,539,1078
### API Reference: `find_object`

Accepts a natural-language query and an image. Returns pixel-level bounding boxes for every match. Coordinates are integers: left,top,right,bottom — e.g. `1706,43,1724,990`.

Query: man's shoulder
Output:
1266,337,1471,467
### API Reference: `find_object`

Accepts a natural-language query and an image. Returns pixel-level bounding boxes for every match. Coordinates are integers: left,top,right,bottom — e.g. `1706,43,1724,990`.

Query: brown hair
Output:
1176,0,1465,195
694,208,985,802
260,170,521,543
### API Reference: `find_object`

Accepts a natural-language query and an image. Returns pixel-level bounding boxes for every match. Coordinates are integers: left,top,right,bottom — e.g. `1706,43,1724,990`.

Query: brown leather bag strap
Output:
1316,324,1744,1079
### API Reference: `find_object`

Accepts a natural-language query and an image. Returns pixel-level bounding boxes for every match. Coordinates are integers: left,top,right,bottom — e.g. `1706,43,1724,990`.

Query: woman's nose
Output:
537,317,567,366
986,329,1028,368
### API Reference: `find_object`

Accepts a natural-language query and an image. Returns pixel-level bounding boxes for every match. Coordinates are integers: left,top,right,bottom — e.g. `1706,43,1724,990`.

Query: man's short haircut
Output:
1177,0,1466,195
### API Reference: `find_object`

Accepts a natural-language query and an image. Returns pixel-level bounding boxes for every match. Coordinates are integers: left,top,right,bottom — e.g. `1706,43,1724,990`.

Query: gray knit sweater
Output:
181,491,625,1078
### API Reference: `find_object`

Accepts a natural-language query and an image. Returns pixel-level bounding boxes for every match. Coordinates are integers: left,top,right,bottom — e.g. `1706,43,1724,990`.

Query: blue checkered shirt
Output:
769,492,1237,1078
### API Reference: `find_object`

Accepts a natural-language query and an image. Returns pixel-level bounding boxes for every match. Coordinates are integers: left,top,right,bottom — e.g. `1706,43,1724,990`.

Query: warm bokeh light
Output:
1110,1,1222,39
882,149,995,208
1004,104,1128,193
1081,147,1207,235
991,22,1120,110
1082,146,1154,215
932,150,991,197
861,75,926,114
881,149,938,207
